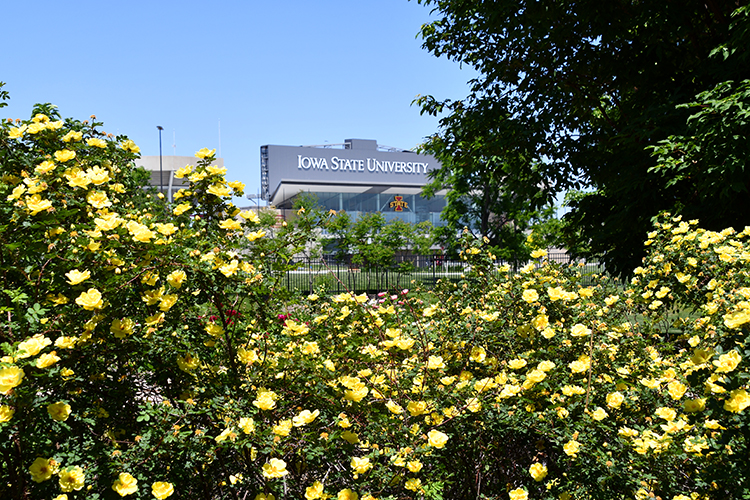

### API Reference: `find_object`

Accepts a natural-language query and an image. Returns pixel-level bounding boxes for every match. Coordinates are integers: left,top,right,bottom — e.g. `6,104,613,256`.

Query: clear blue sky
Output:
2,0,472,205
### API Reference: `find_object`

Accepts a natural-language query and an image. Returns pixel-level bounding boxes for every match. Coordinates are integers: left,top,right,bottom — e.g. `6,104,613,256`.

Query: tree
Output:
415,0,750,276
418,99,554,262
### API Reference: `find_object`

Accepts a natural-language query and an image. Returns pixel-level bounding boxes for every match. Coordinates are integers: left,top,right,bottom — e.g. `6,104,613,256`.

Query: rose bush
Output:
1,103,749,499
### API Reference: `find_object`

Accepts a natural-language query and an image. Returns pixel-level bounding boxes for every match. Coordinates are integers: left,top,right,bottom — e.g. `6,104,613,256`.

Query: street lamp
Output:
157,125,164,197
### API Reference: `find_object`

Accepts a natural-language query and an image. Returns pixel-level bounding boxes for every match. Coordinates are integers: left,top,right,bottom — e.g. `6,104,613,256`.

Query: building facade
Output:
261,139,446,225
135,155,225,202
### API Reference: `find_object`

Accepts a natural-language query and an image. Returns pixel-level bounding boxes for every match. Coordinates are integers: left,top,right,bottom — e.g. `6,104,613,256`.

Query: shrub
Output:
1,106,749,499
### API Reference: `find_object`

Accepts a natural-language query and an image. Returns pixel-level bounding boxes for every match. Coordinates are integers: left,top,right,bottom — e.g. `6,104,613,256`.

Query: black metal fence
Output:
282,252,603,295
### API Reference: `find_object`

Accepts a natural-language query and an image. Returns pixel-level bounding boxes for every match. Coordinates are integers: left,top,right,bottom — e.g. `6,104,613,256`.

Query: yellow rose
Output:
25,194,53,215
262,458,289,478
195,147,216,158
65,269,91,285
0,365,25,394
427,429,449,448
246,230,266,242
563,439,580,457
151,481,174,499
207,184,231,197
75,288,104,310
407,401,428,416
253,389,278,410
173,203,192,216
176,353,200,373
239,417,255,434
713,350,741,373
272,420,292,437
29,457,56,483
509,488,529,500
59,465,85,492
166,270,187,288
0,405,14,422
606,391,625,409
509,358,528,370
667,380,688,400
17,334,52,358
305,481,325,500
350,456,372,474
54,149,76,162
36,351,61,369
570,323,591,337
724,389,750,413
529,463,548,482
240,210,260,223
337,489,359,500
112,472,138,496
292,409,320,427
522,289,539,303
47,401,72,421
87,137,107,148
591,407,608,421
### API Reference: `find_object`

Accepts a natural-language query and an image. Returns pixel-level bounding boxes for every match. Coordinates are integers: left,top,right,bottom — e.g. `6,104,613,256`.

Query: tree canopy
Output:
415,0,750,276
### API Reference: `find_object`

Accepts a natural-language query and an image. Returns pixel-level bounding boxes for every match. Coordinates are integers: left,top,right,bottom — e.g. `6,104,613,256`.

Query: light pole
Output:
157,125,164,197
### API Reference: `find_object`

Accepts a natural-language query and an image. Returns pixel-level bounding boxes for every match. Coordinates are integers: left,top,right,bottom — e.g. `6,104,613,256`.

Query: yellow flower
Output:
337,489,359,500
272,419,293,437
0,365,25,394
606,392,625,409
176,353,200,372
47,401,72,421
219,219,242,231
126,221,155,243
563,439,580,458
683,398,706,413
59,465,85,492
207,183,231,197
75,288,104,310
86,166,111,185
568,356,591,374
529,462,548,481
87,137,107,148
253,389,278,410
151,481,174,499
17,334,52,358
262,458,289,478
723,309,750,329
29,457,56,483
120,139,140,153
0,405,14,422
239,417,255,434
35,160,57,175
427,429,449,448
195,147,216,159
655,407,677,421
112,472,138,496
591,407,608,421
522,289,539,303
173,203,192,216
350,456,372,474
8,125,27,138
293,409,320,427
570,323,591,337
36,351,61,369
240,210,260,223
407,401,429,416
66,269,91,285
54,149,76,162
215,426,238,442
509,358,528,370
305,481,325,500
62,130,82,142
509,488,529,500
427,355,445,369
724,389,750,413
25,194,53,215
247,230,266,242
469,346,487,363
713,350,741,373
405,478,422,492
166,270,187,288
667,380,688,400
